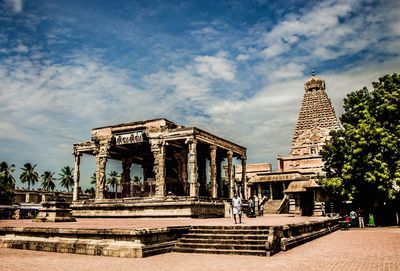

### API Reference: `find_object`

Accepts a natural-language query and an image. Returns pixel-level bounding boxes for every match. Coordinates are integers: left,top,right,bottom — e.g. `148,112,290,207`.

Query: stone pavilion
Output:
71,118,246,217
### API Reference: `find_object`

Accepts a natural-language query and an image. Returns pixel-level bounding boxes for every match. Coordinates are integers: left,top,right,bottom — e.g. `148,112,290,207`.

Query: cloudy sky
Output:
1,0,399,190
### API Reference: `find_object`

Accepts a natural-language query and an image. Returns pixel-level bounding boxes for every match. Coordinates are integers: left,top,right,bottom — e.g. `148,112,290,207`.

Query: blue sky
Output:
1,0,399,190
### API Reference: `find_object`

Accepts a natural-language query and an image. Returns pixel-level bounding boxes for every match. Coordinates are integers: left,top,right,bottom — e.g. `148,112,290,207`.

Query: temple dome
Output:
304,69,325,91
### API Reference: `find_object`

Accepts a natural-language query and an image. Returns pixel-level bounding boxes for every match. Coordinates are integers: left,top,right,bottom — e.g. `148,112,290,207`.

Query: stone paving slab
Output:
0,227,399,271
0,215,329,230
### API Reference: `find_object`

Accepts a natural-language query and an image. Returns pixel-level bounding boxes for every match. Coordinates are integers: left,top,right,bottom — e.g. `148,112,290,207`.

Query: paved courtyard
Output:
0,226,399,271
0,215,328,229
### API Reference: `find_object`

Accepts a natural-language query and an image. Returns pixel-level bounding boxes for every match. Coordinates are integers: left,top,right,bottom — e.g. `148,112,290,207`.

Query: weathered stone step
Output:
142,241,177,257
174,247,267,256
188,228,269,235
175,242,266,251
191,225,269,230
179,238,268,245
182,233,268,240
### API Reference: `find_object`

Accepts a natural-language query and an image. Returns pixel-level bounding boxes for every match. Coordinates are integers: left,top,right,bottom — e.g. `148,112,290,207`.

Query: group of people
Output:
231,193,265,224
343,208,375,228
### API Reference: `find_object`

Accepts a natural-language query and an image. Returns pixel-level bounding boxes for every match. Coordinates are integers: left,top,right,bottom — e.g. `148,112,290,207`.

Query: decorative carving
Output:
227,150,234,198
150,138,166,197
210,145,217,198
241,156,247,199
95,156,107,200
121,158,133,197
188,139,198,197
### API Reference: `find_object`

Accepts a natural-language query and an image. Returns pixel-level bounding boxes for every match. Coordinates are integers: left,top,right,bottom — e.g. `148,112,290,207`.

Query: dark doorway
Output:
300,191,314,216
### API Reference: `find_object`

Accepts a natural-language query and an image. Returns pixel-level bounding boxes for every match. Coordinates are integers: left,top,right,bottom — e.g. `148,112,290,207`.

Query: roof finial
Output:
312,68,316,76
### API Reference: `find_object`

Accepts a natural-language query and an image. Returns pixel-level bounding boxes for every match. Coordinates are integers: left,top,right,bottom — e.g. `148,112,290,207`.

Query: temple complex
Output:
247,71,341,215
71,118,246,217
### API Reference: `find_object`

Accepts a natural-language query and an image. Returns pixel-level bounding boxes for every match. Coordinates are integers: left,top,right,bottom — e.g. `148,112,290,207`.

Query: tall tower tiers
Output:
277,70,340,175
290,71,340,157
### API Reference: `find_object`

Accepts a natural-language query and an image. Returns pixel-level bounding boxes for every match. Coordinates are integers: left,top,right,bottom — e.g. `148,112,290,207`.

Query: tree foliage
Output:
41,171,56,191
107,171,121,198
321,73,400,207
20,163,39,190
59,166,73,192
90,172,96,185
0,161,15,204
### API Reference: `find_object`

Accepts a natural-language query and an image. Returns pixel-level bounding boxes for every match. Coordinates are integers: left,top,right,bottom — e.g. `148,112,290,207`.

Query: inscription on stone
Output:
115,131,144,145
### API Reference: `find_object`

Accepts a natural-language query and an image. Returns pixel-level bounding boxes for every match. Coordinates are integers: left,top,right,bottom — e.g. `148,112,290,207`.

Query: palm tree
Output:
41,171,56,191
20,163,39,190
107,171,121,199
59,166,73,192
90,172,96,185
0,161,16,187
132,176,142,184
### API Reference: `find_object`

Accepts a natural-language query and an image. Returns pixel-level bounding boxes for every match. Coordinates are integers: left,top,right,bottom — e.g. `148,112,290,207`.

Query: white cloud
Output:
194,53,236,81
14,43,28,53
263,43,289,58
260,0,363,60
268,63,306,81
5,0,23,13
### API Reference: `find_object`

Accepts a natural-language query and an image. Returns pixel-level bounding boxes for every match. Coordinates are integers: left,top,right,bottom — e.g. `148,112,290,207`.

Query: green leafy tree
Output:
0,161,16,187
41,171,56,191
107,171,121,199
0,161,16,204
321,73,400,213
20,163,39,190
59,166,73,192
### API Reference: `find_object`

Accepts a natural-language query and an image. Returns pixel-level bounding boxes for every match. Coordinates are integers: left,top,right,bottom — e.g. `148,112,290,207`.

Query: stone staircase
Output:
174,225,270,256
264,199,284,214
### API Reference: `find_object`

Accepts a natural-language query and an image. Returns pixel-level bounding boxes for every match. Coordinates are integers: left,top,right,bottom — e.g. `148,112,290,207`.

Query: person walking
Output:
231,192,242,224
248,197,255,216
259,203,264,216
357,208,365,228
350,210,357,227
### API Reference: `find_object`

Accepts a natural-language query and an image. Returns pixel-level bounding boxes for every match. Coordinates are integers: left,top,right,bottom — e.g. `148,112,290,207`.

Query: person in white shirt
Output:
231,192,242,224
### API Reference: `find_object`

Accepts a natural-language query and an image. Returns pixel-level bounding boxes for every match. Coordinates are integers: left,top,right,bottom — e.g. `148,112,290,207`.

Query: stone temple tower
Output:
277,70,340,175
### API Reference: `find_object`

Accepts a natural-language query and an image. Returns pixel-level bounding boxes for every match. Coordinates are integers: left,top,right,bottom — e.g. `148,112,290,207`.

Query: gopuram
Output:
248,71,340,215
71,118,246,217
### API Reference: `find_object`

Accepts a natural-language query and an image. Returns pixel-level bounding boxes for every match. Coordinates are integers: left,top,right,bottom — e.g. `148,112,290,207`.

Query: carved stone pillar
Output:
197,149,207,196
174,149,187,196
121,158,133,197
241,156,247,200
151,139,166,198
181,150,188,196
257,183,262,199
210,145,217,198
269,182,273,200
95,141,110,200
72,151,81,201
96,156,107,200
227,150,234,198
189,139,198,197
216,156,222,197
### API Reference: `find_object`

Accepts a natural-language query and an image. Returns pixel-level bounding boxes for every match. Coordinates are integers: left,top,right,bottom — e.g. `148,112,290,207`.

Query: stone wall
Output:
0,226,189,258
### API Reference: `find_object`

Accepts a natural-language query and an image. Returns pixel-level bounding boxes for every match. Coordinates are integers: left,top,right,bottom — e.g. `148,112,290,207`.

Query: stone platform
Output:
71,197,225,218
33,200,76,222
0,215,339,258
